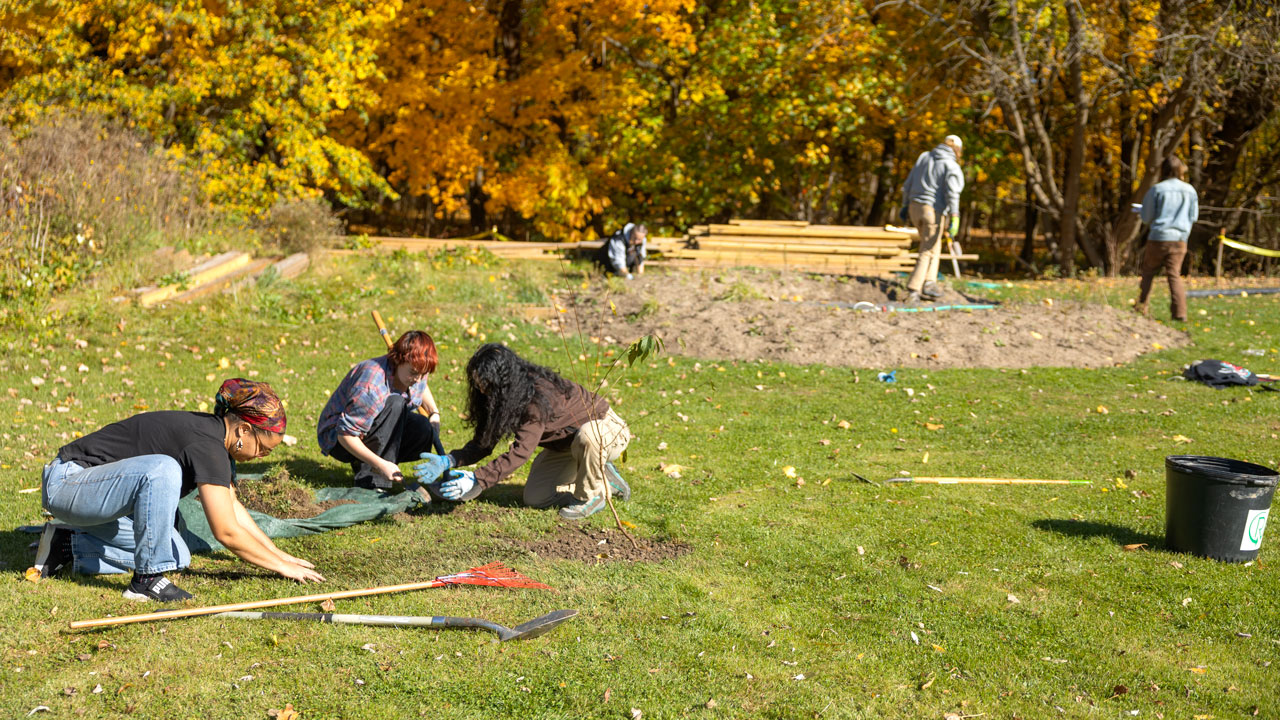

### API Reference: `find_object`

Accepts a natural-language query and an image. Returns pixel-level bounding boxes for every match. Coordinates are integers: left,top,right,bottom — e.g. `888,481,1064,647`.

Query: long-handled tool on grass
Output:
887,476,1092,486
69,563,551,630
370,309,444,503
215,608,578,642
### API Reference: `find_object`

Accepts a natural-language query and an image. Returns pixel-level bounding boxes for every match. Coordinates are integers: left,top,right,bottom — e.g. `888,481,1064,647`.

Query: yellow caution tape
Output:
1220,236,1280,258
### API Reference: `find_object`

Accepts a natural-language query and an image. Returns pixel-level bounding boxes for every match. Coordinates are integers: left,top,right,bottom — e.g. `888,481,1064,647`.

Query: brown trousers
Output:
1136,240,1188,321
906,202,945,293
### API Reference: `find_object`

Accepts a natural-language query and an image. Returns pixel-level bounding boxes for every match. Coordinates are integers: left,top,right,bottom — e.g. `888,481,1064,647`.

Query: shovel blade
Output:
502,609,578,642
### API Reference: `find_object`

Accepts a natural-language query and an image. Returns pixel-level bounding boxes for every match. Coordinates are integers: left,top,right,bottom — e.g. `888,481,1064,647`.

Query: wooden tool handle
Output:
69,579,448,630
371,310,395,350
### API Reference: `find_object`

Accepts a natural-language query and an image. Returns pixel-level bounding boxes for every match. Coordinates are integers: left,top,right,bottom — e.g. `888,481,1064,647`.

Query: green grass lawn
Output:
2,252,1278,719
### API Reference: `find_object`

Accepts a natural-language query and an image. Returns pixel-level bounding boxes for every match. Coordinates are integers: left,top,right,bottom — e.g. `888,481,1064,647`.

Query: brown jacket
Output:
449,378,609,489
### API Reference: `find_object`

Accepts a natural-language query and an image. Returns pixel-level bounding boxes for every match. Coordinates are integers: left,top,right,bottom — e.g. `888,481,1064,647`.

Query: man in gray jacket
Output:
1135,156,1198,322
899,135,965,302
596,223,647,279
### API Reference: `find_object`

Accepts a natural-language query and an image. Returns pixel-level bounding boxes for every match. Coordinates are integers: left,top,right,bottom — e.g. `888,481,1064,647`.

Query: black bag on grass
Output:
1182,359,1275,390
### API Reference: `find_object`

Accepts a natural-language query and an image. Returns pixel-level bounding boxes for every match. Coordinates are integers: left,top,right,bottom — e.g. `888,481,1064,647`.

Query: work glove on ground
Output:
414,452,453,482
947,215,960,237
439,469,476,501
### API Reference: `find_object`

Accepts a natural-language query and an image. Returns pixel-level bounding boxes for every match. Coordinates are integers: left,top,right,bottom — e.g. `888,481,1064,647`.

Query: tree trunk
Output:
1022,181,1038,270
866,131,896,226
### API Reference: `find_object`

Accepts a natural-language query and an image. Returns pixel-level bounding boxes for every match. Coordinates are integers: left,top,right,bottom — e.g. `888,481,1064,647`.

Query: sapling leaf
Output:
625,335,664,367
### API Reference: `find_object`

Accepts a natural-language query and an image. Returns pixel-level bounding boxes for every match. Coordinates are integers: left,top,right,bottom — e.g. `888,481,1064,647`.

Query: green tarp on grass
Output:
178,485,424,554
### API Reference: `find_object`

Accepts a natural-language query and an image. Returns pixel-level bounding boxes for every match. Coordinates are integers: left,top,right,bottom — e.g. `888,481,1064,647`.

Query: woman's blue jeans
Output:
41,455,191,575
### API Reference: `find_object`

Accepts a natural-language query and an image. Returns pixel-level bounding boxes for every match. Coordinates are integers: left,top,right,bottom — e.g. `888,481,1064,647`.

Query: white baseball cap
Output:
945,135,963,149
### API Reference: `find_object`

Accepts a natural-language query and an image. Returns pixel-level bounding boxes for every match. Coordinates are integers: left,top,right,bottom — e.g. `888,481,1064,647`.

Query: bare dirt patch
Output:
557,268,1189,369
508,523,691,564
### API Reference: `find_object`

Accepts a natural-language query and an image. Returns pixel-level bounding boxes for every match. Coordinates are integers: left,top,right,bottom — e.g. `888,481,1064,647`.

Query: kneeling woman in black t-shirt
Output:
34,378,325,602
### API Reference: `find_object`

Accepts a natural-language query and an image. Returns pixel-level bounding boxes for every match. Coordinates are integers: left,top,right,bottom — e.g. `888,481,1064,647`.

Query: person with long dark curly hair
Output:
413,344,632,520
317,330,443,489
34,379,325,602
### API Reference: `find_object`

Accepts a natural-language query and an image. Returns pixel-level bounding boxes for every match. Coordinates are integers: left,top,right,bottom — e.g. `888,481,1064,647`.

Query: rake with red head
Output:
69,562,553,630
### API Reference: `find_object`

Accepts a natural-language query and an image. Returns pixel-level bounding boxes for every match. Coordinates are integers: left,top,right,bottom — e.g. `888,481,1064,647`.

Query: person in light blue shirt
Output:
1136,156,1198,321
900,135,965,302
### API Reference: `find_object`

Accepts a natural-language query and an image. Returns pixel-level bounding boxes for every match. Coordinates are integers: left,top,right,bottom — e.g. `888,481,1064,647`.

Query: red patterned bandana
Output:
215,378,287,433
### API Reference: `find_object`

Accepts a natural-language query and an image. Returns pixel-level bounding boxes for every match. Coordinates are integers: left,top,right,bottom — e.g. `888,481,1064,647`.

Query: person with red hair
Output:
317,330,443,489
35,379,325,602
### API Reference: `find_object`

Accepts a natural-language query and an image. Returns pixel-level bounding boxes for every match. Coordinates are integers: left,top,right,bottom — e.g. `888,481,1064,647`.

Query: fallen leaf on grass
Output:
631,709,642,719
268,703,299,720
659,463,684,478
920,675,935,690
320,598,336,612
1122,543,1147,552
24,567,41,583
26,707,50,716
782,466,797,478
1096,405,1109,415
1030,331,1044,340
923,422,943,431
1189,667,1208,675
1007,594,1020,604
910,631,920,645
837,420,851,429
1172,434,1193,444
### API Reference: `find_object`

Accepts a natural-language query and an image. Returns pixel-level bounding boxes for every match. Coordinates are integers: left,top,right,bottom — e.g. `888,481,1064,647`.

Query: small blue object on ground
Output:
877,371,897,383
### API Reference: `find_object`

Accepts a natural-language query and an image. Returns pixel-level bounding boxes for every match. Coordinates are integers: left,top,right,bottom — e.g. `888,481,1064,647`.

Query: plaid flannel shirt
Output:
316,355,427,455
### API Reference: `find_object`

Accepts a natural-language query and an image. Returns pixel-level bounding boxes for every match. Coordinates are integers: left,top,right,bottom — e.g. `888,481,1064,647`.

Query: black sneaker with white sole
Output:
123,574,194,603
33,523,74,579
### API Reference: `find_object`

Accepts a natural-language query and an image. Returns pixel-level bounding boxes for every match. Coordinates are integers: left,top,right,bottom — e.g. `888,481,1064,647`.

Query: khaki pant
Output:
523,409,631,508
1136,240,1188,321
906,202,945,293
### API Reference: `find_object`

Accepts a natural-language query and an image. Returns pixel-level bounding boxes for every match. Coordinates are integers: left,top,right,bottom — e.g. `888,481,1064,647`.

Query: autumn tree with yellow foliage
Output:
0,0,399,214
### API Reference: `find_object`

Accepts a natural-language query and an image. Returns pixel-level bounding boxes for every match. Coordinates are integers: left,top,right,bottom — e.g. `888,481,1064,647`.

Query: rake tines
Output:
436,562,553,590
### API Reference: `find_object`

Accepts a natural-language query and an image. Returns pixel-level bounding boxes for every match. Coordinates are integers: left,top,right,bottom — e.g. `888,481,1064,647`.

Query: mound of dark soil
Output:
509,522,691,564
237,466,356,519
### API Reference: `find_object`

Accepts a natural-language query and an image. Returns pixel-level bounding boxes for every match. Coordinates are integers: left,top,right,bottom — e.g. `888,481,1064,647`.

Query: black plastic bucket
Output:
1165,456,1277,562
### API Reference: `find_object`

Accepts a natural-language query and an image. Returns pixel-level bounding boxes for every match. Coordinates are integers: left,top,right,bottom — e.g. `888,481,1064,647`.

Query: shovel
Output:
214,608,578,642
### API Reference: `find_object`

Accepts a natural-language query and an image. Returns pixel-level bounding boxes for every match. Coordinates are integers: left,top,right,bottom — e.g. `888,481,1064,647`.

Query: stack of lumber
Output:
357,235,685,259
354,220,974,277
666,219,919,275
134,251,310,308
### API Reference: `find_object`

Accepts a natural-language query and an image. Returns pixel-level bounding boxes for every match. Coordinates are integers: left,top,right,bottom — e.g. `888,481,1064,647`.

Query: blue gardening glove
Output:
414,452,453,483
438,469,476,501
625,272,634,280
947,215,960,237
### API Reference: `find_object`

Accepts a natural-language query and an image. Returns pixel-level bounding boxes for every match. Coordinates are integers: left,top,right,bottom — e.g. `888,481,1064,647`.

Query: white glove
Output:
439,469,476,501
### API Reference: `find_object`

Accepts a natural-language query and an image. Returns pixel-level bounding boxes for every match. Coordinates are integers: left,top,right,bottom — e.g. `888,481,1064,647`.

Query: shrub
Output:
0,114,212,322
254,197,343,255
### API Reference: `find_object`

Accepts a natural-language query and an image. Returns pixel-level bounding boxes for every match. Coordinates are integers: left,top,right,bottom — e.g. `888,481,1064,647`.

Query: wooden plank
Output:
138,251,251,307
705,224,913,240
664,250,912,267
691,239,906,256
272,252,311,280
728,219,812,227
168,258,275,304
